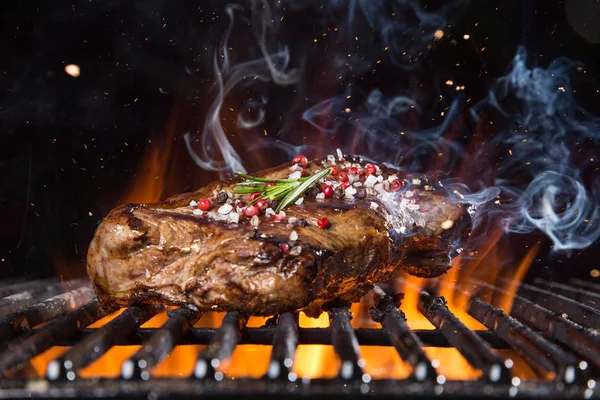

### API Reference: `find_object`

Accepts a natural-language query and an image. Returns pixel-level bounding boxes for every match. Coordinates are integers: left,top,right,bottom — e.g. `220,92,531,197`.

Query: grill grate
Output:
0,278,598,399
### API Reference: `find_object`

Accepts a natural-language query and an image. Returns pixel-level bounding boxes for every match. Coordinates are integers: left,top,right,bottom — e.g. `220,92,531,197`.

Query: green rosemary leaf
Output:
236,173,299,184
232,188,261,194
276,168,331,212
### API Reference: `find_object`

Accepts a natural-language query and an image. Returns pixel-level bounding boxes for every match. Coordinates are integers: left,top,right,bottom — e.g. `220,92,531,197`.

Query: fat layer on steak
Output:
87,156,471,315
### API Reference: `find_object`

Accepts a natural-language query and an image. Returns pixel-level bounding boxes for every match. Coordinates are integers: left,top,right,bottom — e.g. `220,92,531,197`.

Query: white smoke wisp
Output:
184,1,300,176
471,46,600,251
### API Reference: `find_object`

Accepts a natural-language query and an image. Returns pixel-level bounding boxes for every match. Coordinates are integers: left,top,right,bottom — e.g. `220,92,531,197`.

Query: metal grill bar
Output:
0,285,96,342
508,280,600,328
370,292,437,381
419,291,511,383
0,301,105,377
194,311,245,380
473,280,600,369
47,305,163,380
468,296,586,384
0,279,88,318
121,307,203,380
328,306,365,381
569,278,600,293
534,278,600,311
0,278,59,299
265,312,299,380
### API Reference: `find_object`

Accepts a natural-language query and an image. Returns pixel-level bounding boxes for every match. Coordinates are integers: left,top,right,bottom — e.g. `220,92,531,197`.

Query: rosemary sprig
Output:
233,168,332,213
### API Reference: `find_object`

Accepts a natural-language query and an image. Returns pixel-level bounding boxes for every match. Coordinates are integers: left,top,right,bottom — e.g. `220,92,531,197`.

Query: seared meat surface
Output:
88,155,471,315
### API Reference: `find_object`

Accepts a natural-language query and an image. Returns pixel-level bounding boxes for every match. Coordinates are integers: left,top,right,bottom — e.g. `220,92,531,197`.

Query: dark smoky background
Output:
0,1,598,282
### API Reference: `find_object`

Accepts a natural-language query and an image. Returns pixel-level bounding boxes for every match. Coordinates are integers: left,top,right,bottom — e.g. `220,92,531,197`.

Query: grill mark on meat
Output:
88,156,472,315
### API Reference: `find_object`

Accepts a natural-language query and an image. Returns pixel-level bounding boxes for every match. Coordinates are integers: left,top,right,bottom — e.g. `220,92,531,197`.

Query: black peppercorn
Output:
307,185,321,198
334,185,345,199
269,198,279,209
217,191,229,204
298,218,308,227
354,187,367,199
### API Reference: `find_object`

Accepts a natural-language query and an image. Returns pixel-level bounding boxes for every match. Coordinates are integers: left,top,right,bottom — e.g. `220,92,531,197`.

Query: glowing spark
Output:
64,64,81,77
445,80,453,86
440,220,454,230
434,30,444,40
463,34,470,40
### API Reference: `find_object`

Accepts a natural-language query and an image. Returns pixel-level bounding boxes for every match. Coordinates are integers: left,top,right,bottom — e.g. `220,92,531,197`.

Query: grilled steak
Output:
88,154,471,315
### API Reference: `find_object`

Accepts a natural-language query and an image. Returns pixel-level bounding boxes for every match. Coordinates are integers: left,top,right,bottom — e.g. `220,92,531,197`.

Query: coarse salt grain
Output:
193,209,203,215
370,202,379,209
290,246,302,256
218,204,233,215
288,171,302,180
377,175,384,182
345,187,357,198
404,191,414,198
228,213,240,223
327,155,336,164
295,197,304,205
289,231,298,241
250,215,260,227
315,193,325,199
279,210,286,217
290,164,302,171
336,148,343,160
145,269,151,279
288,217,297,224
189,200,197,207
365,174,378,187
412,178,422,185
265,208,276,217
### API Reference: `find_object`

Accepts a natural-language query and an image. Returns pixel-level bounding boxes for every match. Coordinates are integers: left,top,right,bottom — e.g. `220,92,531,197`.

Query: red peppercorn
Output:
244,206,259,217
292,155,308,168
197,198,212,211
365,164,376,176
317,217,330,229
389,178,402,192
341,181,350,189
280,243,290,252
337,172,349,182
235,200,246,208
321,184,334,197
249,192,262,201
330,165,339,175
255,199,268,210
264,183,276,188
346,166,359,175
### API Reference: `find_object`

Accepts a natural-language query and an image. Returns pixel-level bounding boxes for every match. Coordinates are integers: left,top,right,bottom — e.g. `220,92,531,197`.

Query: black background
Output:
0,0,598,284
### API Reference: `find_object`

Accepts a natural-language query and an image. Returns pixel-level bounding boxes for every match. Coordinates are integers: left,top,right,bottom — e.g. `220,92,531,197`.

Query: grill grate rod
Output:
0,279,88,318
0,285,96,342
121,307,203,380
0,300,105,377
327,305,366,381
468,296,587,384
194,311,245,380
569,278,600,293
370,290,437,381
0,278,59,299
472,279,600,369
534,278,600,312
265,312,299,380
47,304,163,381
419,291,512,383
504,279,600,328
